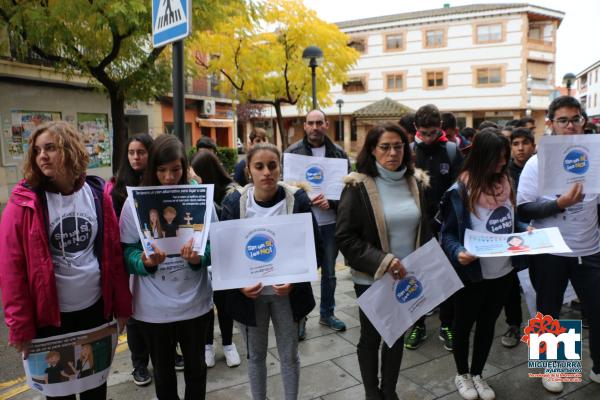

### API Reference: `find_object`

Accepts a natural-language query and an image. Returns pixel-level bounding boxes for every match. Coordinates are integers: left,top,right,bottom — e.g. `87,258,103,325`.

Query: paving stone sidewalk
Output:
9,267,600,400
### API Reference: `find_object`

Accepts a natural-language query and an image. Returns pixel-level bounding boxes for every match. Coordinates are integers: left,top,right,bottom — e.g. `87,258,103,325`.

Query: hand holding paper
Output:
142,243,166,267
241,282,263,299
557,182,584,209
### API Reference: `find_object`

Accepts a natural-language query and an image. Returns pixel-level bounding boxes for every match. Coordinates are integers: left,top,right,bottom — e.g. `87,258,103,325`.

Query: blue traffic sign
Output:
152,0,192,48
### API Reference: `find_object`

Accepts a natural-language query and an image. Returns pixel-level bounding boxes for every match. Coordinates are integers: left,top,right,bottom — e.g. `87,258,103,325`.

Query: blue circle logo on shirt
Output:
305,165,325,184
245,233,276,262
563,149,589,175
486,206,512,234
394,275,423,303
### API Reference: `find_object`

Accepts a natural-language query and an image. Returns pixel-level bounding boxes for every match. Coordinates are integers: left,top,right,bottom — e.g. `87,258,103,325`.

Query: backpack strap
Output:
446,141,458,165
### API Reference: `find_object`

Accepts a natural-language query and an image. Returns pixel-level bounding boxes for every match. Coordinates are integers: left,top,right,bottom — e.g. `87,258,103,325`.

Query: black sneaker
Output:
404,325,427,350
174,353,184,371
132,366,152,386
439,326,454,351
501,325,521,348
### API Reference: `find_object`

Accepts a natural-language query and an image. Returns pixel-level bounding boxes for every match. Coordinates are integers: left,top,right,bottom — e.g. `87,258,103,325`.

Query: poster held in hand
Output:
283,153,348,200
356,239,463,347
209,213,318,290
517,269,577,318
126,185,214,257
538,134,600,195
22,322,118,397
464,227,572,257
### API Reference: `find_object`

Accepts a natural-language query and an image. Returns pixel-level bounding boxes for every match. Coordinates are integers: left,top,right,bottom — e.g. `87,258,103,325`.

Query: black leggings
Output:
206,291,233,346
453,273,511,376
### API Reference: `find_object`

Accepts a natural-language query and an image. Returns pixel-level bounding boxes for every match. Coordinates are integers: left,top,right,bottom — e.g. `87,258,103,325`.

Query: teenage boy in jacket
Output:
285,109,351,338
406,105,463,351
517,96,600,393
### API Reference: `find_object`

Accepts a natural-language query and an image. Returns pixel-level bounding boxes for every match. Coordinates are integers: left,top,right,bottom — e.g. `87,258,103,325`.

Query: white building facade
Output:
576,60,600,122
279,3,564,152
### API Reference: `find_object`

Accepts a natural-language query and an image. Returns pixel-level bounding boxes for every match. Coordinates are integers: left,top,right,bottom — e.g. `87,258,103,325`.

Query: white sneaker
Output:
472,375,495,400
590,369,600,384
454,374,478,400
223,344,241,367
205,344,216,368
541,376,564,393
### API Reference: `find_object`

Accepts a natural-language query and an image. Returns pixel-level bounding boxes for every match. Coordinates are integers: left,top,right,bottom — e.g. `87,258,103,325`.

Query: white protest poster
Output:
538,134,600,195
209,213,318,290
517,269,578,318
464,228,572,257
126,184,214,256
283,153,348,200
23,322,118,397
356,239,464,347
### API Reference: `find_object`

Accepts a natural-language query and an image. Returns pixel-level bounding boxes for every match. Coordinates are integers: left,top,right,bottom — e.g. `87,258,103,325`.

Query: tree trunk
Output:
109,90,127,175
273,102,288,150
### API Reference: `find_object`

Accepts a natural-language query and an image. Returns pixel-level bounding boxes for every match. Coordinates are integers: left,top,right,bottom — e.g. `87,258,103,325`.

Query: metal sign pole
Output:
172,40,185,143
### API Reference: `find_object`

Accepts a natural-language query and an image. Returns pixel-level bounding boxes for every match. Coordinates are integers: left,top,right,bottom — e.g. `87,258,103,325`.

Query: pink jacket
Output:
0,178,132,344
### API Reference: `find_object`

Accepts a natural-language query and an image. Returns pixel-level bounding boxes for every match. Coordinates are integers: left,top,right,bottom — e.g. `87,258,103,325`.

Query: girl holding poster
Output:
220,143,318,400
119,135,213,400
439,129,527,400
0,121,132,399
335,123,432,400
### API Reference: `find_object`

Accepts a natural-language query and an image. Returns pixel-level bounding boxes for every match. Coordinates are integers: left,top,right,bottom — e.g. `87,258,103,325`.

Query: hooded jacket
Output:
414,130,463,233
0,177,132,344
335,169,432,282
220,182,318,326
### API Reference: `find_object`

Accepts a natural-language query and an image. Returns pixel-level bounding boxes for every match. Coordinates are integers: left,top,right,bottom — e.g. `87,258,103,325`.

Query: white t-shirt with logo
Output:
309,145,336,226
244,187,287,295
120,197,212,323
517,155,600,256
46,183,101,312
470,201,514,279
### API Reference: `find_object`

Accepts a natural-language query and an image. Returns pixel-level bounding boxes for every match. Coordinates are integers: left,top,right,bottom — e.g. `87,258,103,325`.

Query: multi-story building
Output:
575,60,600,123
277,3,564,152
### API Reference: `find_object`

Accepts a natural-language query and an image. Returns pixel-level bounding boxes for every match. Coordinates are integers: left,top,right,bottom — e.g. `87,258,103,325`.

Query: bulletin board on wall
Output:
77,113,111,169
1,110,62,166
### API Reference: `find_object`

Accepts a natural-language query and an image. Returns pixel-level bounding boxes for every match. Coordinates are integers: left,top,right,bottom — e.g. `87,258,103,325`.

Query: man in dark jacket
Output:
406,105,463,351
285,109,350,338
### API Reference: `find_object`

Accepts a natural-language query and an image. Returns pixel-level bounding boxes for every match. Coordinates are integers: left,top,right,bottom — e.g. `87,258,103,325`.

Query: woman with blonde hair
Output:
0,121,131,400
69,344,95,378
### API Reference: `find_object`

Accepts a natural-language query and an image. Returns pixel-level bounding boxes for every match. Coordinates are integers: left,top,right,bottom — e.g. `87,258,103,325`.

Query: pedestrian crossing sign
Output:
152,0,192,48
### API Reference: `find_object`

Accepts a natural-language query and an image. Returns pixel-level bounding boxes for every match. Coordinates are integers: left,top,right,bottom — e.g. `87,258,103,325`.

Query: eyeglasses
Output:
376,143,404,153
552,116,585,128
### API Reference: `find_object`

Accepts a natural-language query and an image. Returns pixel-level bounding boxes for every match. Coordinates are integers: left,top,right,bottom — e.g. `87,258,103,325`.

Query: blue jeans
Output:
319,223,338,317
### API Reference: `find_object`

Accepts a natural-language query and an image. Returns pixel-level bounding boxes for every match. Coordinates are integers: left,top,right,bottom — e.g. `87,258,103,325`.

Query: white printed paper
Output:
283,153,348,200
126,185,214,256
518,269,578,318
209,213,318,290
23,322,118,397
464,227,572,257
538,134,600,195
356,239,463,347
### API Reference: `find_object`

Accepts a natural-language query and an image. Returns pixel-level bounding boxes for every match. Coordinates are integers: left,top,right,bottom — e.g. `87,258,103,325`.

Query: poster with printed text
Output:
283,153,348,200
464,227,572,257
4,110,61,165
538,134,600,195
356,239,464,347
77,113,111,168
22,322,118,397
209,213,318,290
126,185,214,257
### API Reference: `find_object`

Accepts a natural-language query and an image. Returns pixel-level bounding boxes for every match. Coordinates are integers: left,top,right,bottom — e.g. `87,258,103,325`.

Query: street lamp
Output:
562,72,576,96
302,45,324,110
335,99,344,140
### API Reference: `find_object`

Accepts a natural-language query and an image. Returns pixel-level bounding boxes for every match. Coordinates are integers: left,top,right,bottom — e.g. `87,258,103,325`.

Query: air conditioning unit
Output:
201,99,216,116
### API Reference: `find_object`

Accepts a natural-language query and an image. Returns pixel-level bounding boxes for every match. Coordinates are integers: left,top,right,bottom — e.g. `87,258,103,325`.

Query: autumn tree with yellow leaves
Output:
189,0,359,149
